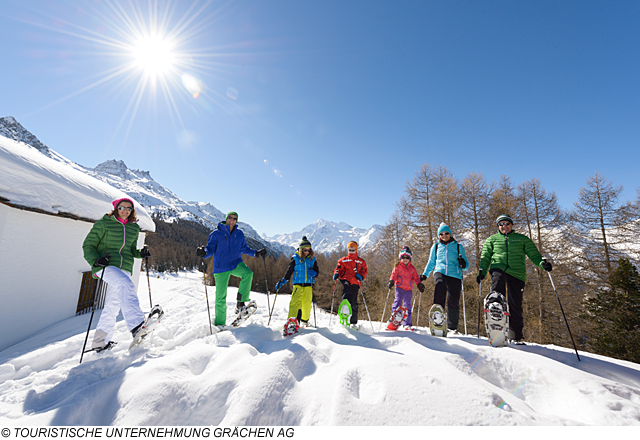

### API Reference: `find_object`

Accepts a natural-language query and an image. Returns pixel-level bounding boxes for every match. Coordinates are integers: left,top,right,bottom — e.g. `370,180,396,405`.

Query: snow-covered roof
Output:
0,135,155,231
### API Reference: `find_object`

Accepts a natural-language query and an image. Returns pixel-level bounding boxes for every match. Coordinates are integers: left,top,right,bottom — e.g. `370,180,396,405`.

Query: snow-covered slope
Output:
269,219,382,254
0,270,639,426
0,135,154,231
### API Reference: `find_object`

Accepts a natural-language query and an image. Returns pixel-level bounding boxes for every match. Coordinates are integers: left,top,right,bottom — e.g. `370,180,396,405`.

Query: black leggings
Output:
433,272,461,330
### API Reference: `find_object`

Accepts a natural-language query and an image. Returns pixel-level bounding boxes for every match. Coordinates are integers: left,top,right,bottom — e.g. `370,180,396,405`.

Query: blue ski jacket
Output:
284,251,319,285
204,222,257,273
422,239,469,280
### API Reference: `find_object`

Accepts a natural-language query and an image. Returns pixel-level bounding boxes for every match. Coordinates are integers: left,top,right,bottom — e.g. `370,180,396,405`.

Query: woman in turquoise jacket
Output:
422,223,469,332
82,198,151,351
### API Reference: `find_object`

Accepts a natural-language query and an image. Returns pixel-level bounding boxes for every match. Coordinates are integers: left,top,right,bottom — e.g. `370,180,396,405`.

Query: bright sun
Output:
132,35,175,77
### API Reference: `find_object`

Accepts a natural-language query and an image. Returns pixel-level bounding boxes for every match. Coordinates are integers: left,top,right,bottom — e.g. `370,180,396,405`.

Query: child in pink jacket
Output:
388,246,425,328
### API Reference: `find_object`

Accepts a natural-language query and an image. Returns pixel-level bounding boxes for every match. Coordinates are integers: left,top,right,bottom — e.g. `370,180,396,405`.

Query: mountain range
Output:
268,219,382,254
0,116,381,256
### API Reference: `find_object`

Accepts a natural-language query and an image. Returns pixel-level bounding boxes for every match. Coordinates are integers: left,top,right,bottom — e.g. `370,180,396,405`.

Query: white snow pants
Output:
95,266,145,343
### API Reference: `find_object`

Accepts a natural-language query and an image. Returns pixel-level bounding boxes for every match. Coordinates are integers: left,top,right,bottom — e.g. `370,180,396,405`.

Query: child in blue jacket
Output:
275,236,319,330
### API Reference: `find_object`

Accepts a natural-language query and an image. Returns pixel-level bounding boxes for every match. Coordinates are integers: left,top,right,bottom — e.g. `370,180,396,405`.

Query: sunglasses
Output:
439,232,450,236
227,217,237,221
348,248,357,252
301,248,311,252
498,222,512,227
401,256,410,260
117,206,133,212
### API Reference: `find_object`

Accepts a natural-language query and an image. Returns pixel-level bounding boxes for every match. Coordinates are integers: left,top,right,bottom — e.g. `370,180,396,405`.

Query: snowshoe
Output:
214,324,233,333
402,325,416,332
337,299,352,326
230,300,257,328
350,323,360,331
283,317,299,337
84,341,117,354
129,305,164,349
484,291,509,347
386,306,408,331
429,304,448,337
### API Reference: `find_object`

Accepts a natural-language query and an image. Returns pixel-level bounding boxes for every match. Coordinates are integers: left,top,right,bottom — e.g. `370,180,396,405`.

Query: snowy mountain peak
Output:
0,116,51,157
269,219,383,254
93,159,153,181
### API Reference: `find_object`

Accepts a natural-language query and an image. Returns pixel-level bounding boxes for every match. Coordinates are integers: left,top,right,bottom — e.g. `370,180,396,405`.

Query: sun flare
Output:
132,35,175,77
21,0,231,145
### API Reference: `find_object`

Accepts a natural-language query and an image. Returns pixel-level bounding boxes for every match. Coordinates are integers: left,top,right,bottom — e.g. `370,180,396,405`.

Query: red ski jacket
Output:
334,253,368,286
390,262,421,291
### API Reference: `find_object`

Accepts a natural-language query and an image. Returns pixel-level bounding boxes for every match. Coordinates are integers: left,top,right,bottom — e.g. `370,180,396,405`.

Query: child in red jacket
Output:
333,241,368,328
388,246,425,328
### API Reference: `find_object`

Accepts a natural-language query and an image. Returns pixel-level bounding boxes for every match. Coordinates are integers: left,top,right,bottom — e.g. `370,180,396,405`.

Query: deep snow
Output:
1,271,640,427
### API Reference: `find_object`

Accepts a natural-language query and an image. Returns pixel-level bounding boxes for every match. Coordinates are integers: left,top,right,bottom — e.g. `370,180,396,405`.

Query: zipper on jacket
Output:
119,222,126,268
444,244,449,276
505,233,509,270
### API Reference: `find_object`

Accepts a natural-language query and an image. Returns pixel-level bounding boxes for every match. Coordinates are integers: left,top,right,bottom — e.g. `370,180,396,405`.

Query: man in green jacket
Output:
476,214,552,342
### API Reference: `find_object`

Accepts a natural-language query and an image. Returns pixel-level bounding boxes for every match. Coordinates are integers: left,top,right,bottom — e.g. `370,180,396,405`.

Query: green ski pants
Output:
288,285,313,322
213,262,253,325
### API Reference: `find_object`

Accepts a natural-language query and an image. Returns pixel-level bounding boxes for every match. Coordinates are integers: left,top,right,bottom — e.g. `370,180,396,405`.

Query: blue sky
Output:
1,0,638,236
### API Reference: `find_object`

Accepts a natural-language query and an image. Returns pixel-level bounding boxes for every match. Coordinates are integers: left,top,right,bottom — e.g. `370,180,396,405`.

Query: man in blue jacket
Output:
197,212,266,327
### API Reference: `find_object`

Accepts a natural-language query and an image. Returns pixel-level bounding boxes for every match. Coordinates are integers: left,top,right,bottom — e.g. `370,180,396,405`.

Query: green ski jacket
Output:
479,231,544,282
83,214,143,276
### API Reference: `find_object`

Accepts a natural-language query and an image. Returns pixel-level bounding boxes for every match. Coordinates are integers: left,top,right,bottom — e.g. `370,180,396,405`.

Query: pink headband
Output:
112,198,135,209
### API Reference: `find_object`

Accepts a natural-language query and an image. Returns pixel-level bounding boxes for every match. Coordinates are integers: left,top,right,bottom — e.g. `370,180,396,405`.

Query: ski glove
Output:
140,247,151,258
196,246,206,258
276,278,287,291
308,269,317,278
388,280,394,289
458,256,466,269
333,273,339,281
541,260,553,272
419,274,427,282
476,271,485,284
255,249,267,258
355,273,363,281
417,283,425,293
94,255,110,267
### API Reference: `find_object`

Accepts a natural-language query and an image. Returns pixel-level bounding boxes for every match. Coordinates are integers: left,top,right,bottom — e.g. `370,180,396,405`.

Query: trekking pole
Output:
145,257,153,308
547,271,581,362
379,287,393,330
477,270,483,338
416,288,423,328
79,266,106,364
329,280,337,326
461,275,467,335
202,260,213,335
261,254,271,319
360,286,375,333
313,293,317,328
268,287,280,326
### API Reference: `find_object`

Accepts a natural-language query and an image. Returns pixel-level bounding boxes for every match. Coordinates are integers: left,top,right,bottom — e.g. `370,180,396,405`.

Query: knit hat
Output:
496,214,513,225
226,211,239,221
347,241,359,250
398,246,412,260
112,197,135,209
437,223,451,235
299,236,312,249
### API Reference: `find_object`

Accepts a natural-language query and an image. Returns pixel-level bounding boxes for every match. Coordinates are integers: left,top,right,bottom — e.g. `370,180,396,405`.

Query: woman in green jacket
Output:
82,198,151,351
